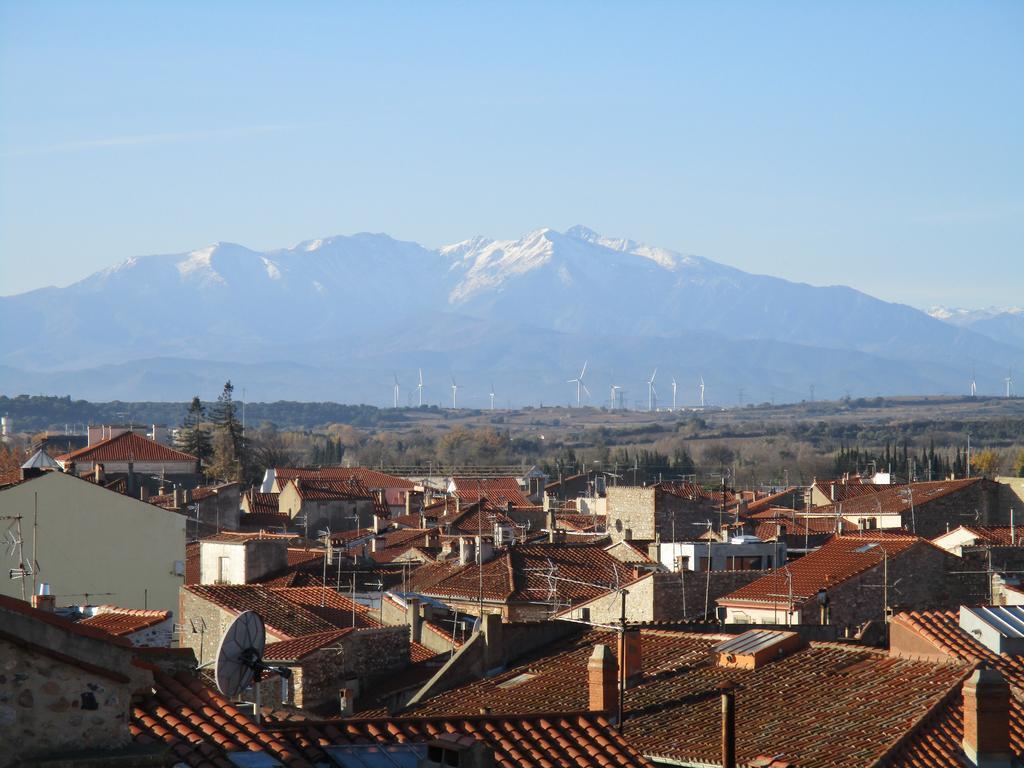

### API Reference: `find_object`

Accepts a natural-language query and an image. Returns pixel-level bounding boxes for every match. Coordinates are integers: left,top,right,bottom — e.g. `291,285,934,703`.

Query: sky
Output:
1,1,1021,308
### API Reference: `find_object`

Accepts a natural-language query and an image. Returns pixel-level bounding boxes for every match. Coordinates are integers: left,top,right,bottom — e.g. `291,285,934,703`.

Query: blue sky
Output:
1,1,1021,307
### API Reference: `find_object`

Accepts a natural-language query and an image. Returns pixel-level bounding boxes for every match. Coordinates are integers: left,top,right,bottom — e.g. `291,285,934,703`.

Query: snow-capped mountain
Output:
2,226,1021,404
928,306,1024,349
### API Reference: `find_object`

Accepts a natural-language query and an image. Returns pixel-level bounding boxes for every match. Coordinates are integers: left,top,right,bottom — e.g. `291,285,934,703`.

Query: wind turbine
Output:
392,374,400,409
450,376,458,409
647,368,658,412
417,369,424,407
699,376,706,408
671,377,677,411
489,382,495,411
970,369,977,398
568,361,589,407
1008,370,1015,399
610,384,622,410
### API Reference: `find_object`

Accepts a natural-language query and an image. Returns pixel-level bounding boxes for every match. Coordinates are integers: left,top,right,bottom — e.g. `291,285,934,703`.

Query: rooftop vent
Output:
959,605,1024,655
712,629,803,670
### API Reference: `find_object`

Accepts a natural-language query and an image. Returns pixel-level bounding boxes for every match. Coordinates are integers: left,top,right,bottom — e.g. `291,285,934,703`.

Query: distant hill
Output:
2,226,1022,405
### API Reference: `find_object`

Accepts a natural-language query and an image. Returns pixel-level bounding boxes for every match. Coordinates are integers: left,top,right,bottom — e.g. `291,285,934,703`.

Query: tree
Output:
207,381,246,482
971,448,1002,478
1014,448,1024,478
176,396,212,464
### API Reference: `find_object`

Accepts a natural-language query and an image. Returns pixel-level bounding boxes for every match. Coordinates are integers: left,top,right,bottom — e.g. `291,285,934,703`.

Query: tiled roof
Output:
811,478,984,519
263,628,354,661
452,477,531,509
424,542,633,606
244,490,280,515
720,533,923,607
744,487,800,514
185,541,200,585
0,594,131,648
183,585,382,639
812,479,897,504
275,467,415,490
131,669,316,768
555,513,606,532
57,431,197,464
951,525,1023,547
752,515,859,539
406,627,966,767
131,669,652,768
882,609,1024,766
437,503,517,536
239,511,292,530
78,606,170,636
405,561,459,593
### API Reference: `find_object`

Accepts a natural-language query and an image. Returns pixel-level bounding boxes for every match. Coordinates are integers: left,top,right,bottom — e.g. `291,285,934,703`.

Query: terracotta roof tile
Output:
424,542,632,607
78,606,171,636
720,533,923,607
407,627,966,767
882,609,1024,765
183,585,382,639
452,477,531,509
132,669,652,768
244,490,280,516
57,431,197,464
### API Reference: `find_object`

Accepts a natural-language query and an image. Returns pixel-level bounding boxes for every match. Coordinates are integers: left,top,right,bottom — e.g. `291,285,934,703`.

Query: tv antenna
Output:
214,611,292,724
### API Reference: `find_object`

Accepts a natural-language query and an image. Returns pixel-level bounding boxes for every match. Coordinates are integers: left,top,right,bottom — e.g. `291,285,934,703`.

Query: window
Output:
218,556,231,583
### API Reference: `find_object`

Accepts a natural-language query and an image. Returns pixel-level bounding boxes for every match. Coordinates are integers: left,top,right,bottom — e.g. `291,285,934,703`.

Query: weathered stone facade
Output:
561,570,763,625
256,627,409,711
605,486,715,544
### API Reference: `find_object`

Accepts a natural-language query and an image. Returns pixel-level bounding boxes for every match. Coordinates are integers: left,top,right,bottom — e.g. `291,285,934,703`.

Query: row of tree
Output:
176,382,246,483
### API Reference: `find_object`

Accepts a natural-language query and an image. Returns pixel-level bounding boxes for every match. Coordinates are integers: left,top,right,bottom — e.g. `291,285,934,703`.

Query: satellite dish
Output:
215,610,267,698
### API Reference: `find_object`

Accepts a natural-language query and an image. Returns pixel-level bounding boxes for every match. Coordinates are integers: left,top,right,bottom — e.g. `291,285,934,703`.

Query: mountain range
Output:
2,226,1022,406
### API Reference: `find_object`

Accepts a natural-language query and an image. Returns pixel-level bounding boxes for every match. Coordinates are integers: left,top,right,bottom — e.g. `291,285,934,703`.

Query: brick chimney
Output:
31,583,55,612
94,463,105,484
459,537,475,566
617,626,643,687
963,666,1012,767
588,644,616,713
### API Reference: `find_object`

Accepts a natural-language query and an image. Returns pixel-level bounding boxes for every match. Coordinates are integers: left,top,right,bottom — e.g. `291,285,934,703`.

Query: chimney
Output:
405,492,412,516
94,463,105,484
777,522,787,540
407,596,423,644
172,487,183,509
962,666,1012,767
475,535,493,564
139,486,149,501
32,583,55,612
338,687,355,717
830,481,836,502
459,537,476,566
370,536,384,553
588,644,617,714
546,508,556,542
719,681,737,768
617,626,642,688
373,514,386,534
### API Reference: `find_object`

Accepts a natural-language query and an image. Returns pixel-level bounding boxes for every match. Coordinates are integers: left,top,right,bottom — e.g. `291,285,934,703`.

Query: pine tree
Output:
176,396,212,464
207,381,246,482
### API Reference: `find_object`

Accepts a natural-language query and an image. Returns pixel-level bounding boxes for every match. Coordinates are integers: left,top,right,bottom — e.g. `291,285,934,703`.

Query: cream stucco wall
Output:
0,472,186,613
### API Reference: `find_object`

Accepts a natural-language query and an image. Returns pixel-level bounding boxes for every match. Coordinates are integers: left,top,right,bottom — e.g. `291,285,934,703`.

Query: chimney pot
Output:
963,666,1012,767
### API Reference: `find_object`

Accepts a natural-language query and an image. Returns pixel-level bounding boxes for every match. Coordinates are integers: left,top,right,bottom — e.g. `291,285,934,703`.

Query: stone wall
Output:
563,570,763,625
0,639,134,763
802,542,985,629
903,480,1003,538
605,486,717,544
